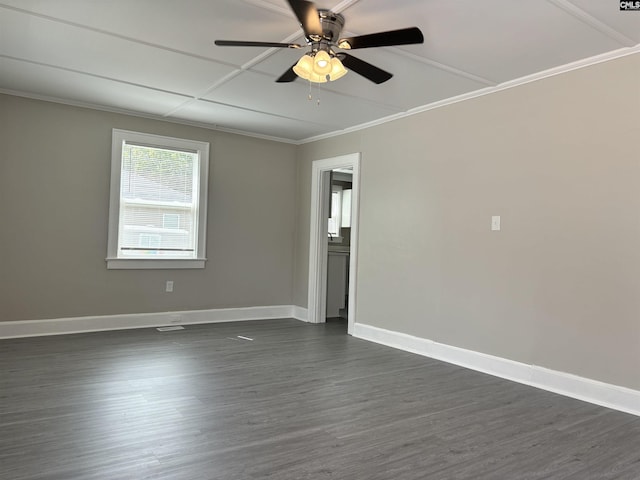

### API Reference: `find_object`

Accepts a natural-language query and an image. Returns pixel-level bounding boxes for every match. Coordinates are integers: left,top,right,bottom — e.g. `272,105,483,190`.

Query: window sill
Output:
106,258,206,270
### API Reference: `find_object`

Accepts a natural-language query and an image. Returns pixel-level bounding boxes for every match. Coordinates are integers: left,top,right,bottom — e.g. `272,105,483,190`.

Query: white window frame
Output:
106,129,209,269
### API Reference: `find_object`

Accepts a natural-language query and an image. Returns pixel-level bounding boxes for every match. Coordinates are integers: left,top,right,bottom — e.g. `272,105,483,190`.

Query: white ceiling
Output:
1,0,638,143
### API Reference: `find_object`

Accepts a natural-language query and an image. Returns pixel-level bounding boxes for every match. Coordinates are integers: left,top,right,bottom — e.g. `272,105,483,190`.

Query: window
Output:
107,129,209,269
163,213,180,230
328,185,342,239
341,189,352,228
139,233,161,249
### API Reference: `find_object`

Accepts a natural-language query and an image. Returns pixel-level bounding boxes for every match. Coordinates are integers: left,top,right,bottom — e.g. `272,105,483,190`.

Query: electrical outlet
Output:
165,280,174,292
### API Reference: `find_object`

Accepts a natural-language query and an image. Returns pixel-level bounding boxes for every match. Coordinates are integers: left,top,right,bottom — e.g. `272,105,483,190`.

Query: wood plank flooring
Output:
1,318,639,479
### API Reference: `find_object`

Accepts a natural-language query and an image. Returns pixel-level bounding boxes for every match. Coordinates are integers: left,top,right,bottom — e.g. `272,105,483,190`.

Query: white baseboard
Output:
292,306,309,322
353,323,640,418
0,305,301,339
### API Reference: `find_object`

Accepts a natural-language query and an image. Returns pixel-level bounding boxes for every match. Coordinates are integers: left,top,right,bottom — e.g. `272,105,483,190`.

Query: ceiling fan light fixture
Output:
216,3,425,86
329,57,348,81
293,54,314,79
312,50,332,75
293,54,328,83
309,72,329,83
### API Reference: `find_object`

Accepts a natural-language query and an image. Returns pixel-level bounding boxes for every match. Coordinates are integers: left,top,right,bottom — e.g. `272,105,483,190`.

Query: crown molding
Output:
0,88,299,145
298,46,640,145
2,47,637,147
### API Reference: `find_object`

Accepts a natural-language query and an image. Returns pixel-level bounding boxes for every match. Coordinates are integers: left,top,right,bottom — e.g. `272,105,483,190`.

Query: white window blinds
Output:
118,142,199,258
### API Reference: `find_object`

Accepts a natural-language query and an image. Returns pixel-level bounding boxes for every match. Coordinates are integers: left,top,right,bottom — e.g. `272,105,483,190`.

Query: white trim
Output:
292,306,309,322
347,160,360,336
308,168,330,325
0,305,301,339
299,46,640,145
106,129,209,269
353,323,640,418
308,153,360,335
0,88,300,145
105,258,206,270
2,48,638,146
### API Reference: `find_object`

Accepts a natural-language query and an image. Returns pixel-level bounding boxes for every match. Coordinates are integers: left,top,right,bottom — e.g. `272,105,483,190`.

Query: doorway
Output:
307,153,360,335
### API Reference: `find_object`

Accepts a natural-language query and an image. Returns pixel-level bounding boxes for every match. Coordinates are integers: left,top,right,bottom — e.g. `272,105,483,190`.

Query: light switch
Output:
491,216,501,231
166,281,174,292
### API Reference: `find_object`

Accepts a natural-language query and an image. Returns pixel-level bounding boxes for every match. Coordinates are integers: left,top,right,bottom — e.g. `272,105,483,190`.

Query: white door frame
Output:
307,152,360,335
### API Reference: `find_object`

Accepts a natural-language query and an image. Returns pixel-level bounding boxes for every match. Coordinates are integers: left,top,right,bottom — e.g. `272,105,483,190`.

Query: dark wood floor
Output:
1,318,639,480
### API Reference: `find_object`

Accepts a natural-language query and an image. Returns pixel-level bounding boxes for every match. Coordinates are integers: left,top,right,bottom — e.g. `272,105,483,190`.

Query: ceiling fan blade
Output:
215,40,302,49
339,53,392,84
338,27,424,50
276,65,298,83
286,0,322,37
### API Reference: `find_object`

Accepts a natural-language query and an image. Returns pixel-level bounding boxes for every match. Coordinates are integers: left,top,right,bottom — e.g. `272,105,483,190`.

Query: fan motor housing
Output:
316,10,345,43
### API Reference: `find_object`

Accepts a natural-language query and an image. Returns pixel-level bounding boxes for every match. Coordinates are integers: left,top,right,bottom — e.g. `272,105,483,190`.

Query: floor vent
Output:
156,326,185,332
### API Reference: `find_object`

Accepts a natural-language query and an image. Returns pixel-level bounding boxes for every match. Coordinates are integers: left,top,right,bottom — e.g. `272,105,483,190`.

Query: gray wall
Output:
0,94,297,321
2,54,639,392
294,54,640,390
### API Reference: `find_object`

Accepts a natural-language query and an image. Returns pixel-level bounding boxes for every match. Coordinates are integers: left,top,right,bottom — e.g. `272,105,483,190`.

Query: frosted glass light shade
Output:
293,52,347,83
293,54,314,79
312,50,332,75
329,57,348,81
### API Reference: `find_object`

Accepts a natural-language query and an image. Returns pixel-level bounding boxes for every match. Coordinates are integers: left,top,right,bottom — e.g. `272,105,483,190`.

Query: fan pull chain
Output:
306,81,320,106
305,81,323,106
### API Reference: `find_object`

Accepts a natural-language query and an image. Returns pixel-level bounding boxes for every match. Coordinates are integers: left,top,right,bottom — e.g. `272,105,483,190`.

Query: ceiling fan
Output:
214,0,424,84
